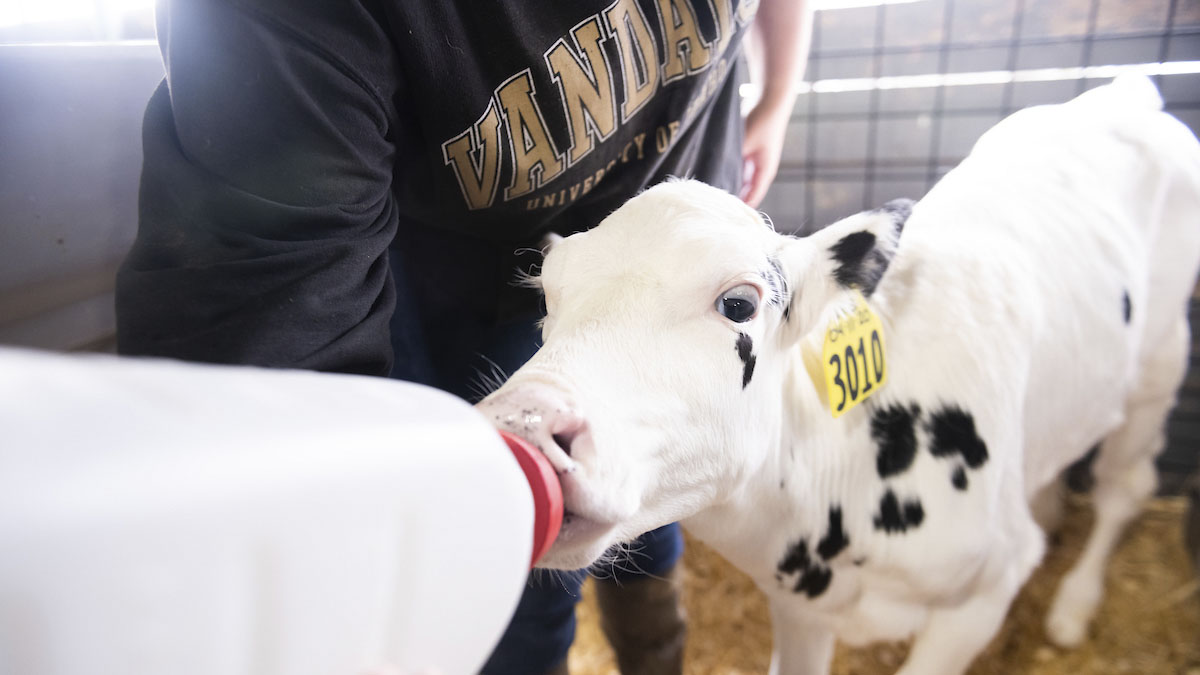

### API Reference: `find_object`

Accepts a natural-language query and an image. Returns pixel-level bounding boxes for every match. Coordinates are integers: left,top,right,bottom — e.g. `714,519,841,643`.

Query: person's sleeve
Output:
116,0,403,376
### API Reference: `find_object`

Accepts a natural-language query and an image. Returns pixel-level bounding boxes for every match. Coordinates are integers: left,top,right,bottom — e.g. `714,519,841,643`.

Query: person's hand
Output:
740,94,794,209
739,0,812,208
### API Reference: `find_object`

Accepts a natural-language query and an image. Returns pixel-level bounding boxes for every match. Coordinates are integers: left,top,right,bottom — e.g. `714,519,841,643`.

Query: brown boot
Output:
594,565,687,675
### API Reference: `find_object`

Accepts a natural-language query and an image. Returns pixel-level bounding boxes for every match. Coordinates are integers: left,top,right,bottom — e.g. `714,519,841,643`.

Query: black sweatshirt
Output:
116,0,753,378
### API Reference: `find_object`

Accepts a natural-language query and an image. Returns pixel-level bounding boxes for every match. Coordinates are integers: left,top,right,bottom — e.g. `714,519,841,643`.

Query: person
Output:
116,1,810,673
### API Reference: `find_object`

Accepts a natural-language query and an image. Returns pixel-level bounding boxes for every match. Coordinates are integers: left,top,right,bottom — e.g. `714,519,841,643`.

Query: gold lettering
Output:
541,193,558,208
655,121,682,153
709,0,734,56
545,17,619,166
569,183,582,201
583,175,595,194
654,0,712,83
441,100,503,210
603,0,661,122
497,69,566,201
632,132,647,159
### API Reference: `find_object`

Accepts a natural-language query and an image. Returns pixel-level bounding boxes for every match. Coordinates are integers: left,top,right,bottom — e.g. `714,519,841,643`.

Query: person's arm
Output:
116,0,402,376
740,0,813,208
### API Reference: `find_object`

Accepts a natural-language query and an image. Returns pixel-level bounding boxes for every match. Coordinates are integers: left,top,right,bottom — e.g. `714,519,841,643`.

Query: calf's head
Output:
478,180,909,569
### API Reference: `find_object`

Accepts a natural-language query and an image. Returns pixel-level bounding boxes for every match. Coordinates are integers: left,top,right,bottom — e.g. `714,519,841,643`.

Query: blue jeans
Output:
387,239,683,674
481,523,684,674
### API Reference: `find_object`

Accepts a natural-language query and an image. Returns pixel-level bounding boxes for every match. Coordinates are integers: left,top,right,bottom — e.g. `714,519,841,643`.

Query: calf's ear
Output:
774,199,913,345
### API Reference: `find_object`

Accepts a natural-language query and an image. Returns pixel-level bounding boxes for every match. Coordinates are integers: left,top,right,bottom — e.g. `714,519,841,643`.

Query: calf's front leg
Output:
893,562,1024,675
768,600,834,675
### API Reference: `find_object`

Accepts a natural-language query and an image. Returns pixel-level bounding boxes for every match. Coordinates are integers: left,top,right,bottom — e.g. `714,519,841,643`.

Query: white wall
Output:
0,42,163,351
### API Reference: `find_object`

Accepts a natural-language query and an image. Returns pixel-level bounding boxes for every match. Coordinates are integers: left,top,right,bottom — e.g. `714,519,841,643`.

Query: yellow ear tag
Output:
821,290,887,418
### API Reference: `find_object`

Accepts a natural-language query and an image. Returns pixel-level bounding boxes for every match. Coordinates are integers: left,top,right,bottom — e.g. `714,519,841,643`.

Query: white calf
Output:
478,75,1200,674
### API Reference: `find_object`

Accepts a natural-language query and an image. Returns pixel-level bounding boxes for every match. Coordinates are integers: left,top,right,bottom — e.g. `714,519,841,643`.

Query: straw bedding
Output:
569,495,1200,674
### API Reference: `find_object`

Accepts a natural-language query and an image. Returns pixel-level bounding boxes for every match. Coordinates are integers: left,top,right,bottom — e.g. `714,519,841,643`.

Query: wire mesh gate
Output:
760,0,1200,493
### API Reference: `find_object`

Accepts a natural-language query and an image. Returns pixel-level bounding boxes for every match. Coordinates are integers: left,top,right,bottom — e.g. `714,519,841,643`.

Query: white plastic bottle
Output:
0,346,560,675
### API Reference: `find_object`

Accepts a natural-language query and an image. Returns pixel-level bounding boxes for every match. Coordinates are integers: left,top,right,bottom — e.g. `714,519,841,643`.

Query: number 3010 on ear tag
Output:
822,291,887,418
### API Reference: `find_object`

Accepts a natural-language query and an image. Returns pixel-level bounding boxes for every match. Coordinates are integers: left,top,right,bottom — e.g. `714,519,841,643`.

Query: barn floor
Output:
568,496,1200,675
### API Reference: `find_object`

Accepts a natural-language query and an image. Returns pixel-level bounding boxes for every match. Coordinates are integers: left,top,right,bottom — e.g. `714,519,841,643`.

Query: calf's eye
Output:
716,284,760,323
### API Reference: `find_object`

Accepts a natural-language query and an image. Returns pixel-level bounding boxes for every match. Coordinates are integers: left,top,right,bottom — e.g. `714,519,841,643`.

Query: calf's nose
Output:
478,385,587,474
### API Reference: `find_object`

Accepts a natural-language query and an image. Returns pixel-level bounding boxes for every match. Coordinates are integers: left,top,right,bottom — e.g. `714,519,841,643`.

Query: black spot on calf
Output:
872,403,921,478
828,200,911,295
951,466,968,491
817,505,850,560
776,539,833,598
778,538,810,577
796,563,832,598
736,333,756,389
873,489,925,534
828,226,897,296
830,231,877,289
1122,290,1132,324
928,406,988,469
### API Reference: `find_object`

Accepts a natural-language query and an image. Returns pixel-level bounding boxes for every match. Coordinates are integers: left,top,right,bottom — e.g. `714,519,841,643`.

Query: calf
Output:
478,75,1200,674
